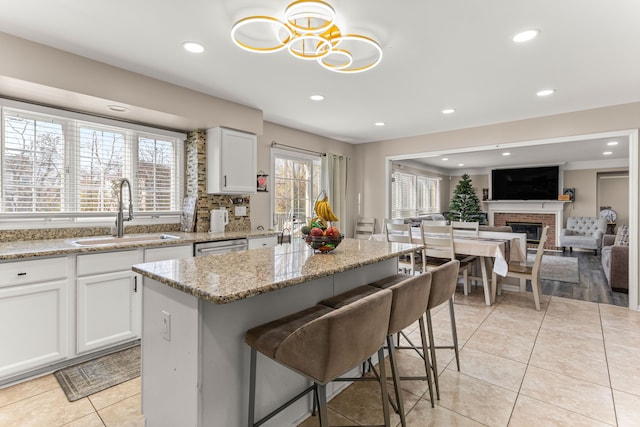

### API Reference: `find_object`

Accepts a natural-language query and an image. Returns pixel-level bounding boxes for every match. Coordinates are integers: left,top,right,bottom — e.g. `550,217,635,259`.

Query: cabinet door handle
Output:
17,272,27,276
134,276,138,293
224,175,227,187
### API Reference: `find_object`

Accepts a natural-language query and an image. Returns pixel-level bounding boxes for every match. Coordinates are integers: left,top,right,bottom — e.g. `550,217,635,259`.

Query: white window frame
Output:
270,148,321,233
0,99,185,229
391,170,441,219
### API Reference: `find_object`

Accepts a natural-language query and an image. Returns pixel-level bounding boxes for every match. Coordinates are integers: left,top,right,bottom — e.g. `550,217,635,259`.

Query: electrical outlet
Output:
235,206,247,216
161,310,171,341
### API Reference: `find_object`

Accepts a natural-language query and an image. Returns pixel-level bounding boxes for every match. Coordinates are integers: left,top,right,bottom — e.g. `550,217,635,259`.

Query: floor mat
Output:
527,254,580,283
54,345,140,402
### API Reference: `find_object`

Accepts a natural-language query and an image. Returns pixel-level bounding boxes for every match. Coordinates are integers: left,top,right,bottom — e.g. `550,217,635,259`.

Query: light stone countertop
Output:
0,230,278,261
132,238,422,304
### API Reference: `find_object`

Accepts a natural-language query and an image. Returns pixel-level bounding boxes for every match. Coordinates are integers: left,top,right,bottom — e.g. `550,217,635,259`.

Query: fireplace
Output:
486,201,567,249
507,221,544,243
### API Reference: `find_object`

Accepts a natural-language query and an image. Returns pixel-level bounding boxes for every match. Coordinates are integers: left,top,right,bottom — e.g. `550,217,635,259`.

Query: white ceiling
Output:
1,1,639,159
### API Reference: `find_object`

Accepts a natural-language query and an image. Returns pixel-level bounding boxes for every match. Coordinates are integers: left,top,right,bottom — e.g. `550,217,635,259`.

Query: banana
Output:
321,196,339,222
313,194,339,222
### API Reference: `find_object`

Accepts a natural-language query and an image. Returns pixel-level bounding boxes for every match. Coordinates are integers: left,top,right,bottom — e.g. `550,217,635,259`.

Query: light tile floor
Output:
1,290,639,426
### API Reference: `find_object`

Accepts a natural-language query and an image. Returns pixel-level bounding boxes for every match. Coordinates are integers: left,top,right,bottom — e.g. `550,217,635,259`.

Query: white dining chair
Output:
451,221,479,236
385,222,421,274
451,221,481,293
420,223,472,291
354,217,376,239
501,226,549,310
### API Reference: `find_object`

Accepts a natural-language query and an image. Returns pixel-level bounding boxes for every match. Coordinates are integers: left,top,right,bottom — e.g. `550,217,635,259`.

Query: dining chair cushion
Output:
427,260,460,309
507,264,533,275
276,290,393,384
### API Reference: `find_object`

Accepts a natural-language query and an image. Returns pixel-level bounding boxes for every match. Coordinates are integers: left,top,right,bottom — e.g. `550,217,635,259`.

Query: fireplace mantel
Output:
484,200,570,247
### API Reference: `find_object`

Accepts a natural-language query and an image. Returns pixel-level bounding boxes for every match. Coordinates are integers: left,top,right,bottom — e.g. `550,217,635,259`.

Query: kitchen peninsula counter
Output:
135,238,419,427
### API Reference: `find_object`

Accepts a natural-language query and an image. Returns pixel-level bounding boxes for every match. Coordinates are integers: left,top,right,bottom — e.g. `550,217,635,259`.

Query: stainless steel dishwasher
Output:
194,238,248,256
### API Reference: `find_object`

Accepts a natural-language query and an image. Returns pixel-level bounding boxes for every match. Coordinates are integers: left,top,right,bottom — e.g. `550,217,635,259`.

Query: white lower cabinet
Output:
76,250,142,354
144,244,193,262
1,242,195,382
248,236,278,249
0,257,69,379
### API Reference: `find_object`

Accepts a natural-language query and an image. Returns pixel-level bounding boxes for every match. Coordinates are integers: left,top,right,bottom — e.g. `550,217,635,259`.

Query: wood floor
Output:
536,251,628,307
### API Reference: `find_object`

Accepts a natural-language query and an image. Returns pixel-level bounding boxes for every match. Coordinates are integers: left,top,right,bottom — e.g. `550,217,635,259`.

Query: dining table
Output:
408,229,527,305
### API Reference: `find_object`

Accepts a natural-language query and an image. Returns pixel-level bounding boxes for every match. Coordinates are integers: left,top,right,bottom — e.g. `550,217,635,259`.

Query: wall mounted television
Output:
491,166,560,200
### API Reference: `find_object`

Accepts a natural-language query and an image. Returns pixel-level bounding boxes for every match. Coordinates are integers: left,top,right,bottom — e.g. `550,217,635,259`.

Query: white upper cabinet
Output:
206,127,257,194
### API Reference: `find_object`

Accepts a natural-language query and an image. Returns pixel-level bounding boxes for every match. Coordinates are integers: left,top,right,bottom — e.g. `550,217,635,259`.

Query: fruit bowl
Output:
304,234,344,253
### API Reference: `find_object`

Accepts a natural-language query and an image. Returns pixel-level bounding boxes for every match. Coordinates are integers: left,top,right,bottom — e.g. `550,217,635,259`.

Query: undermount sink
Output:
71,234,181,247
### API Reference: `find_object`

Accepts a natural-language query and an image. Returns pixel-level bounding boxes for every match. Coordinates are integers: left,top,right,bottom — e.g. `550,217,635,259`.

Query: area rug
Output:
527,254,580,283
54,345,140,402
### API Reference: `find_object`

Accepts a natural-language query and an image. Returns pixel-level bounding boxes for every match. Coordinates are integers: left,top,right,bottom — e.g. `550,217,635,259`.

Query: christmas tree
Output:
447,173,484,222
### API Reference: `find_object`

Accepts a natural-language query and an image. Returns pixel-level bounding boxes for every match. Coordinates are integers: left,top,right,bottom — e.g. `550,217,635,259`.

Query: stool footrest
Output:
252,384,315,427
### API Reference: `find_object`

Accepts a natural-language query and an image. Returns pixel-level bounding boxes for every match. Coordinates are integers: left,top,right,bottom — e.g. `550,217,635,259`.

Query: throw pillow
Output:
614,225,629,246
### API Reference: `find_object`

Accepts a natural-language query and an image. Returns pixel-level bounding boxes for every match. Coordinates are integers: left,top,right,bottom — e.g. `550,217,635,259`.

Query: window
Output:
0,100,184,224
391,171,440,218
271,149,320,232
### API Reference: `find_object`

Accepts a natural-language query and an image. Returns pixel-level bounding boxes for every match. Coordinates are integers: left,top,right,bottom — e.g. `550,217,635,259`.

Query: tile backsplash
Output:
186,130,251,233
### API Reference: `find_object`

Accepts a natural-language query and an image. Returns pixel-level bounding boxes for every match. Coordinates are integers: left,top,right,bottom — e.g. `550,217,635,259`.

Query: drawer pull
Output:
17,272,27,276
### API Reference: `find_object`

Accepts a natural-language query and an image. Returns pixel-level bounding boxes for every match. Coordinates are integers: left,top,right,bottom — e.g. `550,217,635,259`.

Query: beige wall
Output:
563,169,599,219
598,172,630,228
251,121,358,235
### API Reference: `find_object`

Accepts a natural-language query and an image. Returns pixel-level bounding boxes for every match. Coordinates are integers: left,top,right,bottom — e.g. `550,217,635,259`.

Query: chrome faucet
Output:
115,178,133,237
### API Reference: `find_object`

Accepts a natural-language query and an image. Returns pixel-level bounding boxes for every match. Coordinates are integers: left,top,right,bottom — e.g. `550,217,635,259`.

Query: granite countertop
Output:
132,238,421,304
0,230,278,261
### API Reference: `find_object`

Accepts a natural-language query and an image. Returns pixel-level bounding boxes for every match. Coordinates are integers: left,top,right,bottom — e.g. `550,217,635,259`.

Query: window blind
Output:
1,100,184,220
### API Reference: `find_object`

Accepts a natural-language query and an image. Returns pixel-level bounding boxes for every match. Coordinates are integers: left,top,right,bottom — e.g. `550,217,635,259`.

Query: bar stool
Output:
320,273,434,427
245,289,393,427
423,260,461,399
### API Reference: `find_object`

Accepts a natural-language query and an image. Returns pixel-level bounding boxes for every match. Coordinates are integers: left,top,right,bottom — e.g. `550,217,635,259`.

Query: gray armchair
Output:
559,216,607,255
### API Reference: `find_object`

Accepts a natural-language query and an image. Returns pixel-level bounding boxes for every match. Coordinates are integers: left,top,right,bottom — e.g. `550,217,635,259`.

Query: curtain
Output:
321,153,348,230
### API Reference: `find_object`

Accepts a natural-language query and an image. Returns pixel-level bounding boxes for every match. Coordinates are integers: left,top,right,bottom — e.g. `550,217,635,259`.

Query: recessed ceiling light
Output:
309,94,324,101
442,108,456,114
607,141,619,146
375,122,385,127
537,89,555,97
603,151,613,155
502,152,511,156
106,105,129,113
442,158,449,161
513,29,540,43
457,163,464,167
183,41,205,53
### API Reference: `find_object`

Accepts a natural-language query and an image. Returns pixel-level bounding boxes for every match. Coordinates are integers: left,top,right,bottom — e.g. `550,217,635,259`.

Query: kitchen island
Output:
132,238,419,427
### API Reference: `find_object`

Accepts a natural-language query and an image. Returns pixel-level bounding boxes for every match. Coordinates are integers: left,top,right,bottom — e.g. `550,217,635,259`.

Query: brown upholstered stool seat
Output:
368,273,411,289
246,290,394,427
317,285,380,309
246,304,334,359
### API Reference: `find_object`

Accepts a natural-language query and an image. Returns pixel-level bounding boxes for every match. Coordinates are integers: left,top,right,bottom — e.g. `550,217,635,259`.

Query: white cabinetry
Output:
0,257,69,379
248,236,278,250
206,127,257,194
76,250,142,353
144,244,193,262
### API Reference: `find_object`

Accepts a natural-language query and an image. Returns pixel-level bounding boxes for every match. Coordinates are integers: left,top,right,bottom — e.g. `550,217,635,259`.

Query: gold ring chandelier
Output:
231,0,383,74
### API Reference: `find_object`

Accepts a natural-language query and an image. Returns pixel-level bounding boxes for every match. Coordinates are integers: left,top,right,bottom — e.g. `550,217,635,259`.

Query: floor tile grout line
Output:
598,302,620,427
